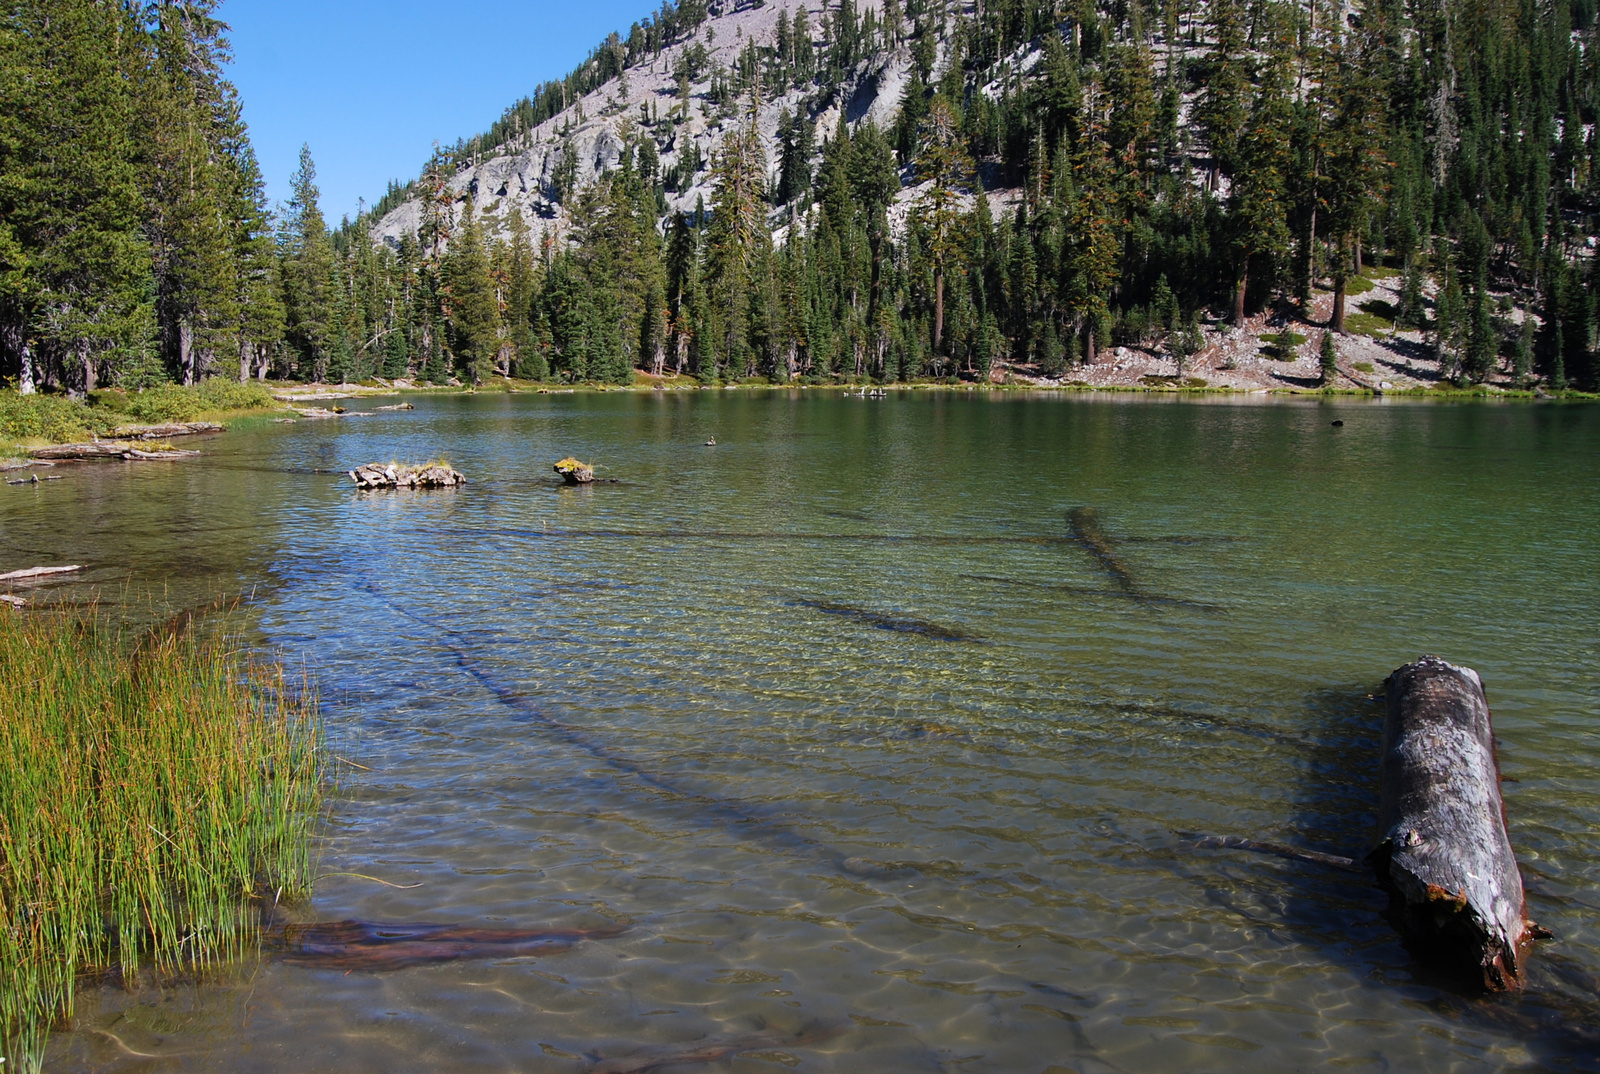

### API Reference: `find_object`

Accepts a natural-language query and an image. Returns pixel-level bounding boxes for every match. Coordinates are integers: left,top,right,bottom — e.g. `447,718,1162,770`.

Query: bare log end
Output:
1374,655,1532,992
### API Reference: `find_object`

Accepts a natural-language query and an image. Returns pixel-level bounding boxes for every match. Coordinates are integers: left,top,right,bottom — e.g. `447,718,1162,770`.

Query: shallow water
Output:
5,390,1599,1072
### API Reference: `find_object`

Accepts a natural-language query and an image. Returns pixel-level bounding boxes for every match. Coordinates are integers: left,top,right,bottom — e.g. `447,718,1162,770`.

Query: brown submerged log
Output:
273,920,626,970
1373,656,1536,992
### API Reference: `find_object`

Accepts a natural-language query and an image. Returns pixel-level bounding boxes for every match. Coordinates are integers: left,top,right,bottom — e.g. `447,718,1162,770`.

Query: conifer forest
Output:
3,0,1600,392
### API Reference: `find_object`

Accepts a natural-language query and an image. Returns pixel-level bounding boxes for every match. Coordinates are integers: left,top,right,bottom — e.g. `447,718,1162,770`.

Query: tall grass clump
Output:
0,609,321,1070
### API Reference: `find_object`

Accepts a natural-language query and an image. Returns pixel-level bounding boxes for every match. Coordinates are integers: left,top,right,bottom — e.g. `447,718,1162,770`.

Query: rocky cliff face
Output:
371,0,919,248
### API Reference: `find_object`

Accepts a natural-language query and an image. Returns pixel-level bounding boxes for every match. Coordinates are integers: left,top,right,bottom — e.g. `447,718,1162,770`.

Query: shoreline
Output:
4,375,1594,469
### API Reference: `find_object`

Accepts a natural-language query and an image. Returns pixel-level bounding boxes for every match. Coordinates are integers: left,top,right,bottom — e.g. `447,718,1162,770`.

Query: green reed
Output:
0,608,322,1071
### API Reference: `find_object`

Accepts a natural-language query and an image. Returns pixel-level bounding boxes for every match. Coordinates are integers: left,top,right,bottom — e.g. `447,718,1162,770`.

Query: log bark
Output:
1374,656,1532,991
0,565,82,581
31,442,200,460
109,422,224,439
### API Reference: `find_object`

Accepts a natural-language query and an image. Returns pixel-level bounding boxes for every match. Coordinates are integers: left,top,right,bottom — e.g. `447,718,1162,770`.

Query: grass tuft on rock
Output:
0,608,321,1071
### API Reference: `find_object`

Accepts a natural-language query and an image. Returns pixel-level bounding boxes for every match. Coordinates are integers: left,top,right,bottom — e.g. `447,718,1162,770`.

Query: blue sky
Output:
225,0,654,224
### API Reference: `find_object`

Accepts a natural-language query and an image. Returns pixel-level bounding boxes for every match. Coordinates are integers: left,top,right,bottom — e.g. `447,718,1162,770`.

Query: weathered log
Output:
348,462,467,489
1374,656,1533,991
109,421,224,439
30,441,199,460
375,402,415,410
272,920,624,970
554,456,594,483
0,564,82,581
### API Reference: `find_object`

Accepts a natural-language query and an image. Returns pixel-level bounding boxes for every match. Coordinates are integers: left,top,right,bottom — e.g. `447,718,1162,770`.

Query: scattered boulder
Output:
554,457,594,484
348,462,467,489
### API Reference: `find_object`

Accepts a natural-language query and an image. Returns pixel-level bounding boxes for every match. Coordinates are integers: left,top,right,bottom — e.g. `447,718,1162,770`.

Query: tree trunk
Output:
1374,656,1534,992
1331,254,1348,333
1355,238,1364,276
933,268,945,355
19,338,36,396
240,338,251,383
1084,320,1098,366
82,344,96,395
179,320,195,385
1233,258,1249,327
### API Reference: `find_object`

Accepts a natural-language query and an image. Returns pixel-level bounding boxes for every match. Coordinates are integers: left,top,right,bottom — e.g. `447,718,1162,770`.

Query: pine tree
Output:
2,0,154,393
280,145,334,379
232,145,283,381
1227,52,1292,325
914,98,975,358
703,93,770,378
444,195,499,384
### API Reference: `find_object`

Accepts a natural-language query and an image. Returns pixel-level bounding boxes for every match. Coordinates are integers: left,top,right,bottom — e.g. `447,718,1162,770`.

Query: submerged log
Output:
1374,656,1533,991
1066,506,1137,591
273,920,625,970
348,462,466,489
554,456,594,484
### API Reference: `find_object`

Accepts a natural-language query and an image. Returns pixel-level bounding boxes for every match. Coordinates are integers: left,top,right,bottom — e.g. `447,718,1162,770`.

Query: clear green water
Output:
5,391,1599,1072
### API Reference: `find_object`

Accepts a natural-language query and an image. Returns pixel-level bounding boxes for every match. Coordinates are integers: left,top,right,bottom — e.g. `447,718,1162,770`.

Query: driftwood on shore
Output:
349,462,466,489
30,441,199,460
1374,656,1535,991
554,456,594,484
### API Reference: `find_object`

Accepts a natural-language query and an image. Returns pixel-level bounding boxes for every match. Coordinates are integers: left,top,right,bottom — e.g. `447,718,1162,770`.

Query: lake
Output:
6,389,1598,1072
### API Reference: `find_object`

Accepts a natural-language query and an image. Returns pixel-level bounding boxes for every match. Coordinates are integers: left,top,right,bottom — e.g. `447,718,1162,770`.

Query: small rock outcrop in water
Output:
348,462,466,489
554,457,594,484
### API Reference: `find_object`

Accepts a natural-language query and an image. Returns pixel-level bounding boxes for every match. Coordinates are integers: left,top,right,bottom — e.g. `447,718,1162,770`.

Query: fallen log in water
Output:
0,564,82,582
31,441,200,460
1373,656,1536,991
272,920,626,970
348,462,466,489
1067,507,1137,591
788,597,983,641
108,421,224,439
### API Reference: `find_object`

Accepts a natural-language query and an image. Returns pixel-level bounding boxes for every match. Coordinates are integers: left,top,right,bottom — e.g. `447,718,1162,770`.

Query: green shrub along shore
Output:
0,609,322,1073
0,380,281,457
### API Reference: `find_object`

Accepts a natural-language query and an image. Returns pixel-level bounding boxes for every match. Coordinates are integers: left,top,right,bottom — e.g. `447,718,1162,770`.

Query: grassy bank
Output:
0,608,322,1071
0,380,281,459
